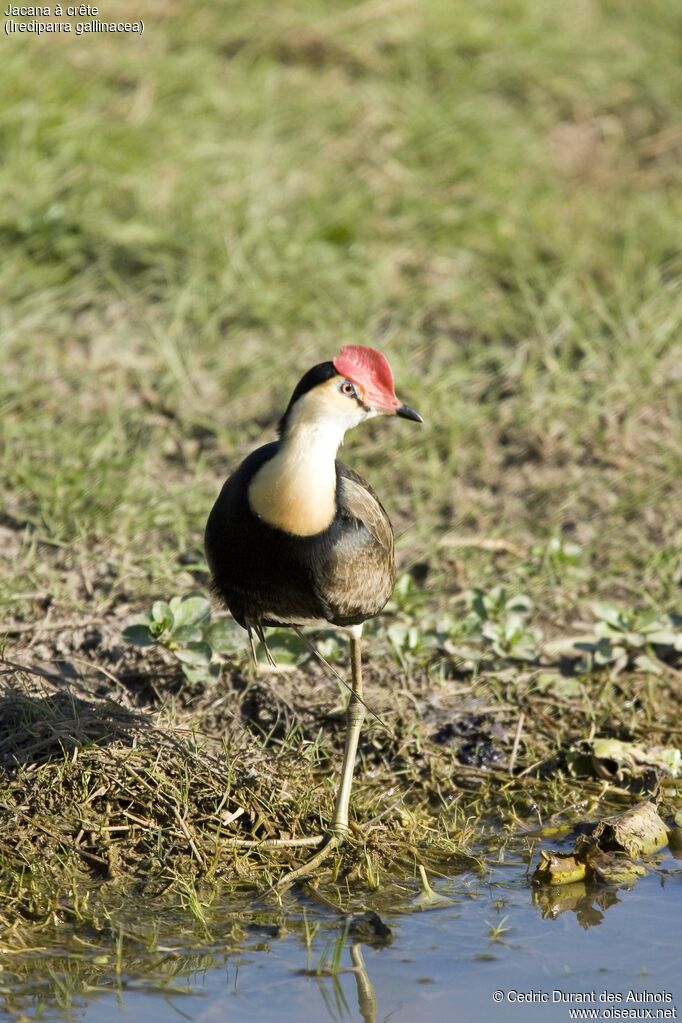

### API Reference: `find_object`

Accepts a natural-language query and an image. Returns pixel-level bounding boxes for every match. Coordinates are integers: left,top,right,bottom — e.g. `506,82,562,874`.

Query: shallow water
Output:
3,843,681,1023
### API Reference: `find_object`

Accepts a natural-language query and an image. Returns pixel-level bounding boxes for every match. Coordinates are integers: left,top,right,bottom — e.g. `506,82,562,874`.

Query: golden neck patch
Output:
248,378,367,536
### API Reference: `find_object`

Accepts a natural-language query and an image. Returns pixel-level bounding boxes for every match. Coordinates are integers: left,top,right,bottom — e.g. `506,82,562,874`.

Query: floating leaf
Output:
585,849,647,886
587,801,668,857
535,802,668,895
533,850,586,887
411,866,455,910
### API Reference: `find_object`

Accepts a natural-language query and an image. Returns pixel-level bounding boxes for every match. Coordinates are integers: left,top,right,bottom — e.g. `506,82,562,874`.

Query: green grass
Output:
1,0,680,622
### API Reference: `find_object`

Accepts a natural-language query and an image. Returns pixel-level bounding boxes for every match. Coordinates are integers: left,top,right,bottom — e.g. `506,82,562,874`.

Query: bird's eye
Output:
340,380,356,397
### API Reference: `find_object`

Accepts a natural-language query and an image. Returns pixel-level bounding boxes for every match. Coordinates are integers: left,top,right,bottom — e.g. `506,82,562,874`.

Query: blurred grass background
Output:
1,0,681,624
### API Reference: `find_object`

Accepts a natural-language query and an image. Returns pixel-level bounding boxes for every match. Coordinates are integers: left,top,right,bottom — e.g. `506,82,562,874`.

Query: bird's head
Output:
279,345,423,440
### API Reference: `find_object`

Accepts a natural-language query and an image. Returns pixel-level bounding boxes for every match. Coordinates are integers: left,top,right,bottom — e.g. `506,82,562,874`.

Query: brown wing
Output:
315,462,395,626
338,468,394,553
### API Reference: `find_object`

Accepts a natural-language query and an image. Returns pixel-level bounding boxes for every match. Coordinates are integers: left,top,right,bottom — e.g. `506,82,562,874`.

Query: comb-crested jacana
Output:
204,345,422,878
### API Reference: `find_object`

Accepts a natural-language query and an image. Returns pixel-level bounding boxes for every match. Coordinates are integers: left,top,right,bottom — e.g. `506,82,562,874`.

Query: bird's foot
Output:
221,834,325,850
276,828,347,891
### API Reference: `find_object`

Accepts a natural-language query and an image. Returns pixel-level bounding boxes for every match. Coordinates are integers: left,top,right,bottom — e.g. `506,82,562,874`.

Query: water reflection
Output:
313,946,377,1023
350,945,377,1023
2,857,681,1022
0,906,385,1023
532,882,621,928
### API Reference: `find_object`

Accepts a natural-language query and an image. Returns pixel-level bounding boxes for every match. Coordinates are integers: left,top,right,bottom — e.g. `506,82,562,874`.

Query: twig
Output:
171,805,205,868
0,657,69,687
439,535,526,557
276,833,342,889
508,712,526,775
1,619,97,635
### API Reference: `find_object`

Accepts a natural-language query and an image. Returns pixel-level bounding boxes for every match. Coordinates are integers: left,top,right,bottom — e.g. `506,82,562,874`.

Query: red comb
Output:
332,345,398,406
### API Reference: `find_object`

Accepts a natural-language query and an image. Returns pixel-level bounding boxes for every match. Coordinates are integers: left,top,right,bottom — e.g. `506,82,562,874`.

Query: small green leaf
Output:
505,594,532,616
481,621,500,643
265,630,308,664
175,641,213,667
594,621,620,640
633,653,663,675
470,591,488,621
644,629,679,646
387,623,408,649
172,625,205,644
122,624,155,647
593,637,617,664
182,661,222,685
207,618,242,652
317,635,342,662
592,603,626,629
170,595,212,631
151,601,174,631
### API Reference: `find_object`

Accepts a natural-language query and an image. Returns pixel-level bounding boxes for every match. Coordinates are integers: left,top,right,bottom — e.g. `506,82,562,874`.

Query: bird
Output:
204,344,422,879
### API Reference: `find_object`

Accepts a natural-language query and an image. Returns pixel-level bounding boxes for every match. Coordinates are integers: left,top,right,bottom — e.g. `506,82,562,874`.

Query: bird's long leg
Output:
330,627,365,837
291,625,384,726
277,625,364,888
255,622,278,668
247,627,259,668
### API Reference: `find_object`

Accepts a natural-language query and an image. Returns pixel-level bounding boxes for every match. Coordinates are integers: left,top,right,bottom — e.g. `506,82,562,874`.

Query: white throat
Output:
248,377,370,536
248,417,348,536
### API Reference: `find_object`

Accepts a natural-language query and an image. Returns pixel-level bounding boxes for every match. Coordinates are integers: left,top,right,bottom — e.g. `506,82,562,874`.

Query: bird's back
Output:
204,446,395,630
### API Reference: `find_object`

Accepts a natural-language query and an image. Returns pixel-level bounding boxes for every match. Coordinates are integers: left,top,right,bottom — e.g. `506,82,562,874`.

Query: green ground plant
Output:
123,592,243,683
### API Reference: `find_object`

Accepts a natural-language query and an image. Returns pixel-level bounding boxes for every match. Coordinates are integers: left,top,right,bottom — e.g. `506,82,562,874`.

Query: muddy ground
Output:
3,530,682,948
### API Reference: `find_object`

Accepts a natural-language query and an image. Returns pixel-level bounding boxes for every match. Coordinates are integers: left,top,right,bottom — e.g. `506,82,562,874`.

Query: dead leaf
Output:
533,850,586,887
590,738,681,779
584,848,647,885
534,801,668,890
586,801,668,858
